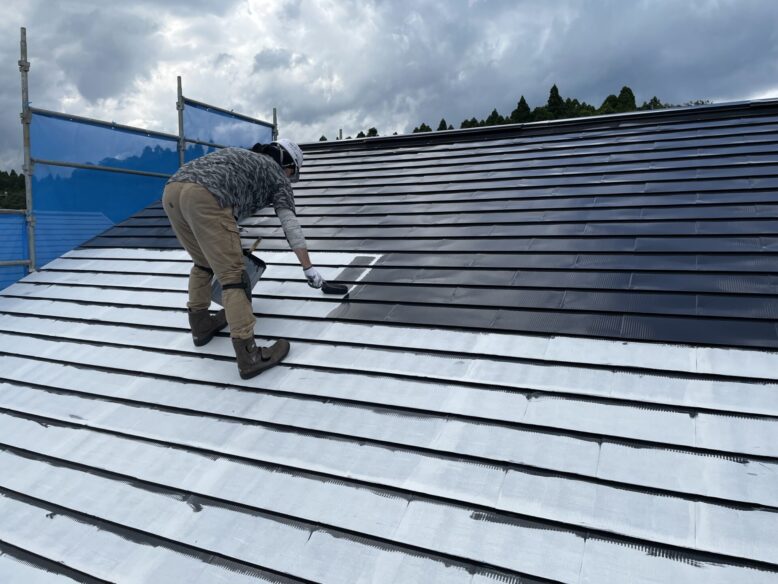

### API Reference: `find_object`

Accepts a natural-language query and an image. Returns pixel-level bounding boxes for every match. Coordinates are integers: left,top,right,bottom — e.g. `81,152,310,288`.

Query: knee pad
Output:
221,270,252,302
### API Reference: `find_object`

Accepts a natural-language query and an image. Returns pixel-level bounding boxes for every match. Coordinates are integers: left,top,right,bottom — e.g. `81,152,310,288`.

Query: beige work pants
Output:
162,182,256,339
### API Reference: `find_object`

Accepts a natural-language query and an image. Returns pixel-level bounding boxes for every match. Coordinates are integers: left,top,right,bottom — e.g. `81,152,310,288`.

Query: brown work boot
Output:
232,337,290,379
188,308,227,347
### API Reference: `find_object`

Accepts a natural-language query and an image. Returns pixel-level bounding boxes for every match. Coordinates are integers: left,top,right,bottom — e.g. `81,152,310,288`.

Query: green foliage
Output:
639,96,665,110
510,96,531,123
412,122,432,133
484,108,505,126
617,86,636,111
344,85,700,138
599,93,620,115
531,106,553,121
449,84,690,132
459,117,480,129
319,135,328,141
0,170,25,209
547,84,565,118
600,86,637,114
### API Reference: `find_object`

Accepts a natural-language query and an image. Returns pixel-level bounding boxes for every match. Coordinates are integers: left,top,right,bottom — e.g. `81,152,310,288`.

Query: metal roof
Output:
0,100,777,583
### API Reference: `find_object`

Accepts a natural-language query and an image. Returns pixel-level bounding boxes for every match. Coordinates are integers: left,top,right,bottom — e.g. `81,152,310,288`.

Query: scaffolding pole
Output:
19,27,35,272
176,76,185,167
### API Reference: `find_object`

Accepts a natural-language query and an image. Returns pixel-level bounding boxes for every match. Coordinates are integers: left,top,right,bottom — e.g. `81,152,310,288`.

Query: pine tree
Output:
547,84,566,118
356,131,366,138
638,96,664,110
598,93,620,114
484,108,504,126
367,127,378,137
532,106,552,121
319,135,327,141
437,118,449,131
616,86,637,112
413,123,432,133
510,96,532,123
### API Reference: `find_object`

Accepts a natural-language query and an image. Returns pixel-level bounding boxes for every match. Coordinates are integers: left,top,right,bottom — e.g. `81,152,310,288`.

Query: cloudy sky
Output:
1,0,777,168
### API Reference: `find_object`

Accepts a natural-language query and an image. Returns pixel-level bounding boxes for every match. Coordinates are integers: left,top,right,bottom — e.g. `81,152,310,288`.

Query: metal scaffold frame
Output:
18,27,35,272
175,75,279,165
3,27,279,283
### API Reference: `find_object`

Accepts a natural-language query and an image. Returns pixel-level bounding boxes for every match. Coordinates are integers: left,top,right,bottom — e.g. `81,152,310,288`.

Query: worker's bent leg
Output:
187,265,214,311
220,288,256,339
163,182,213,311
179,184,256,339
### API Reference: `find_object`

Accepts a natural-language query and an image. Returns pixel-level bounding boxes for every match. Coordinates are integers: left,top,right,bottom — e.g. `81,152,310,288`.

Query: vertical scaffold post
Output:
176,76,185,167
19,27,35,272
272,107,278,141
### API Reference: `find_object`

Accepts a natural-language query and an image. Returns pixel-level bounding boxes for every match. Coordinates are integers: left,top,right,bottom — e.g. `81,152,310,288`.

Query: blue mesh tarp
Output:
183,100,273,147
184,141,219,163
31,112,179,174
0,214,27,291
28,112,175,268
32,163,166,267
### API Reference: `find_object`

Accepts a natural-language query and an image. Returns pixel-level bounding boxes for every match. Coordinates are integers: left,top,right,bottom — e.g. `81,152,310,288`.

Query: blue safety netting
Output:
28,111,175,269
0,214,27,291
31,112,179,174
184,141,219,163
183,99,273,148
0,99,274,290
32,163,167,267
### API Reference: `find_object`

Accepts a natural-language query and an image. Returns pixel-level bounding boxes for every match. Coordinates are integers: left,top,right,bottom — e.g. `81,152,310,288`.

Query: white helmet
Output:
275,138,304,183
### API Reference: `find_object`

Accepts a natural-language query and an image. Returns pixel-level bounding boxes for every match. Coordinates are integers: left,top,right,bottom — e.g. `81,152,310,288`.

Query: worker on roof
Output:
162,139,324,379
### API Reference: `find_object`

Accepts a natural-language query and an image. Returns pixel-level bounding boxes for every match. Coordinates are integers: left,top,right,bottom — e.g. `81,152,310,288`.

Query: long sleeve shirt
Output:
168,147,307,249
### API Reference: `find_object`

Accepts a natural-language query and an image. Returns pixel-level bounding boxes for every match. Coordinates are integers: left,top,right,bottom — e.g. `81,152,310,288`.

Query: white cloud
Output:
0,0,777,169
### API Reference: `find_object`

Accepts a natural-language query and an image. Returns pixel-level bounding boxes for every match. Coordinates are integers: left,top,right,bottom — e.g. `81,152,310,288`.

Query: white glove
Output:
303,266,324,289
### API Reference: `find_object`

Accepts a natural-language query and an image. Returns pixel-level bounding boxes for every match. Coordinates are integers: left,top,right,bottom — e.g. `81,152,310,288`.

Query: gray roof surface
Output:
0,101,777,583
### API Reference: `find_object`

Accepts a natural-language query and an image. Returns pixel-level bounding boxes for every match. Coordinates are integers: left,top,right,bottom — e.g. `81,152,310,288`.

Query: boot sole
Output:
193,333,217,347
239,340,290,379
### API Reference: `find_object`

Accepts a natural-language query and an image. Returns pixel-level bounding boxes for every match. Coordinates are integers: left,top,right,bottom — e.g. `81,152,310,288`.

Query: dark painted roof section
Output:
86,100,778,348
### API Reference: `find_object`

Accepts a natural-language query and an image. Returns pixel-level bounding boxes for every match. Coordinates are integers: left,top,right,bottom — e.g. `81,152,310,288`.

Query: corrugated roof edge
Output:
302,96,778,150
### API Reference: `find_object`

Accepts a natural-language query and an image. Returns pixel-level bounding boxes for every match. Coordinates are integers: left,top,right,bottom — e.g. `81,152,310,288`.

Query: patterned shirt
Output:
168,147,295,220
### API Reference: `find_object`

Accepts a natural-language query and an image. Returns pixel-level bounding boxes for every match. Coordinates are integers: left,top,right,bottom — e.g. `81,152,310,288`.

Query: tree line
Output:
0,169,25,209
319,84,709,140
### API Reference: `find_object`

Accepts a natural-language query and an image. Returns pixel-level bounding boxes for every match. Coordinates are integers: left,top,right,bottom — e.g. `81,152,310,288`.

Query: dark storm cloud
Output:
530,1,778,106
330,0,778,132
1,0,778,167
53,9,162,102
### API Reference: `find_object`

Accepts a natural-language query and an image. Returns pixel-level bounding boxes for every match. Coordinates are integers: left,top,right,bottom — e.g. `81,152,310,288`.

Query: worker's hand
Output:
303,266,324,289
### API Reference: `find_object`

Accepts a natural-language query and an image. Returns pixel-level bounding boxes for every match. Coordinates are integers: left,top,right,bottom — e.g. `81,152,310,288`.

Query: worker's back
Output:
168,146,295,220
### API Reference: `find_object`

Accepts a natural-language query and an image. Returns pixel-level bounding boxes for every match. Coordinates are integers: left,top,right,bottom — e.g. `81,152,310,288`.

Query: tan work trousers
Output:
162,182,256,339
